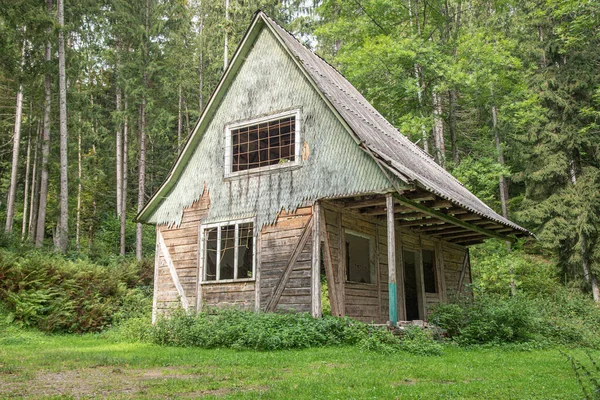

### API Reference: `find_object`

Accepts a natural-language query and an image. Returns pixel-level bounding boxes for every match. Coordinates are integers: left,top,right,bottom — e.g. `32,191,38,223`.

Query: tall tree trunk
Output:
492,105,509,219
5,43,26,234
184,97,191,137
57,0,69,253
36,0,52,247
178,86,182,152
116,88,123,217
137,0,149,260
21,131,32,238
120,99,128,256
28,121,41,240
223,0,229,70
448,90,459,165
569,157,600,301
432,90,445,166
75,120,82,251
137,100,147,261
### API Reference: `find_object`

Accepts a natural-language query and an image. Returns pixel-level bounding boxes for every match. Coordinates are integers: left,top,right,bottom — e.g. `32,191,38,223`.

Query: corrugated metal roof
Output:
261,12,529,235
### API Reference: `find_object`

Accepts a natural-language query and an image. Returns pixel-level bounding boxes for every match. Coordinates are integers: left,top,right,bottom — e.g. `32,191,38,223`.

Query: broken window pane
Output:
220,224,236,280
205,228,218,281
237,223,254,279
231,115,296,172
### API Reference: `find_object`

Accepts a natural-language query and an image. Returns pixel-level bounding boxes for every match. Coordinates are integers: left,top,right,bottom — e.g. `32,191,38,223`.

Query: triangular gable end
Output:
137,12,397,228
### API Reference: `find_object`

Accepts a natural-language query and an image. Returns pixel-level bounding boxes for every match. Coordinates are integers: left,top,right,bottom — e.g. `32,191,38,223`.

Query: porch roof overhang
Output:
326,187,531,246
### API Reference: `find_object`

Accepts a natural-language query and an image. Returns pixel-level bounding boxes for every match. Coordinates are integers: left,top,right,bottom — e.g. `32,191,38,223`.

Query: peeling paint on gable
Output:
147,28,392,232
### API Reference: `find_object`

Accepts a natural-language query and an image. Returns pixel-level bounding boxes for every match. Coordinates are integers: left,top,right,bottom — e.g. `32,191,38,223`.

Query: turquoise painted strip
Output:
388,282,397,326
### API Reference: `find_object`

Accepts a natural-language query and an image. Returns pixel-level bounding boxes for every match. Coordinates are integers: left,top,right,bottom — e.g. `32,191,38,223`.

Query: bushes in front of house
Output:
429,289,600,348
0,248,152,333
150,308,442,355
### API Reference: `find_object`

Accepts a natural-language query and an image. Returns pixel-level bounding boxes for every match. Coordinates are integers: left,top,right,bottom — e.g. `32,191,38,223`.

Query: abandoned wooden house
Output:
137,11,531,326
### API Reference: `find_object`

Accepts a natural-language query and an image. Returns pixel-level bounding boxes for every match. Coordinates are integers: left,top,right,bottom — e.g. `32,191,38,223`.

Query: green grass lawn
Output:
0,328,594,399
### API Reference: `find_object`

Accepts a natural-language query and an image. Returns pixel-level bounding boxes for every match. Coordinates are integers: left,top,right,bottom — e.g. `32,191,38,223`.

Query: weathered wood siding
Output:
322,202,467,323
202,282,255,309
155,192,210,316
260,206,314,313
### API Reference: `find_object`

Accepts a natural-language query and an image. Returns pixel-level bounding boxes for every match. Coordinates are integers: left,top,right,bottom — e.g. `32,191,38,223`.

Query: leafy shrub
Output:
152,309,367,350
152,309,442,355
0,249,152,333
397,326,443,356
430,288,600,348
430,294,537,345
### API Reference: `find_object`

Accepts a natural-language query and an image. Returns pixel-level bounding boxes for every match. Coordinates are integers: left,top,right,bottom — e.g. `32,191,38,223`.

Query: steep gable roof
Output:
138,11,529,238
260,13,528,236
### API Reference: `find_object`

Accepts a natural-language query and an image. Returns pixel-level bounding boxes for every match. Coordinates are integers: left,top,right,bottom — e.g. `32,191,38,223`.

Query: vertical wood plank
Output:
152,227,160,324
311,202,322,318
397,230,406,321
196,223,204,313
435,240,447,302
386,193,397,327
415,250,426,320
254,233,262,312
337,210,345,316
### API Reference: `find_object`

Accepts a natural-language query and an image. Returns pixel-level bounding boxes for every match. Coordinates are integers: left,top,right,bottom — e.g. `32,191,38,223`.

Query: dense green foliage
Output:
0,246,152,333
147,308,441,355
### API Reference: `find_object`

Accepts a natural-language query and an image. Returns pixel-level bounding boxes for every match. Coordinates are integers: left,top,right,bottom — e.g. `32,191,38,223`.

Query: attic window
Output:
225,110,301,176
201,219,255,282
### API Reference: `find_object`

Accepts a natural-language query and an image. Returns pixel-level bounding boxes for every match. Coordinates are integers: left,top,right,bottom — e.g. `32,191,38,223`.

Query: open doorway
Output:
403,250,421,320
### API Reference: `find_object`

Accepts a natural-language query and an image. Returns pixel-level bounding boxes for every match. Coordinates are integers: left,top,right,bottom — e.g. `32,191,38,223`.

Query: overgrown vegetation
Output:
431,242,600,348
0,246,152,333
148,308,441,355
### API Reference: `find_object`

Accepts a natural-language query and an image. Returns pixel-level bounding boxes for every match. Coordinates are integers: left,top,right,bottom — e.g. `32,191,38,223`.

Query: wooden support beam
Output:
439,231,487,240
403,192,436,201
393,194,516,242
266,215,314,312
320,206,341,317
387,194,397,327
430,227,470,237
311,202,322,318
394,212,429,220
346,198,388,209
424,200,453,209
157,229,190,311
455,214,484,222
397,218,444,228
457,249,470,292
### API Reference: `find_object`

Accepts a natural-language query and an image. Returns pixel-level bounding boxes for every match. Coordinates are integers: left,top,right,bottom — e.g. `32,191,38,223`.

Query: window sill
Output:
345,281,378,287
223,162,302,181
200,278,256,285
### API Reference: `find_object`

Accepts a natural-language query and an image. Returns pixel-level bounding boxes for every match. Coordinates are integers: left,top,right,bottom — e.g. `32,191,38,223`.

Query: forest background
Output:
0,0,599,303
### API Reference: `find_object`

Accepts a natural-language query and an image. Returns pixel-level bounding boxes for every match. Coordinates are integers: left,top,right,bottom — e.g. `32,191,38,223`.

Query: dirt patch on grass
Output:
0,366,265,398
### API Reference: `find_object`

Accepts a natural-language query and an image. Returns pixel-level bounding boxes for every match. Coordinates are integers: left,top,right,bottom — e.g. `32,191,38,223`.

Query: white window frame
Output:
343,229,377,285
224,109,302,178
199,218,256,284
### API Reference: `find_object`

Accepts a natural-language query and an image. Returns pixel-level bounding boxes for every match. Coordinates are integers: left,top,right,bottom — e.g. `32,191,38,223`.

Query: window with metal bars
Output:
225,111,300,176
202,220,255,282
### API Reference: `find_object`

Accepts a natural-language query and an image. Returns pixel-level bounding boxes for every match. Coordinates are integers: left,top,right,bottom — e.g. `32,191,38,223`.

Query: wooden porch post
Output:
386,194,397,327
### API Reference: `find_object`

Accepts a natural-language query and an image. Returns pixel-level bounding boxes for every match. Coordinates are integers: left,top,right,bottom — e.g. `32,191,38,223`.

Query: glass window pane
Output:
205,228,218,281
345,232,372,283
237,223,254,279
220,225,235,280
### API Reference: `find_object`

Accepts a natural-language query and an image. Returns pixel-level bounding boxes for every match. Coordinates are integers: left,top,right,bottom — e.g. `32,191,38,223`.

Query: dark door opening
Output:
403,250,420,321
